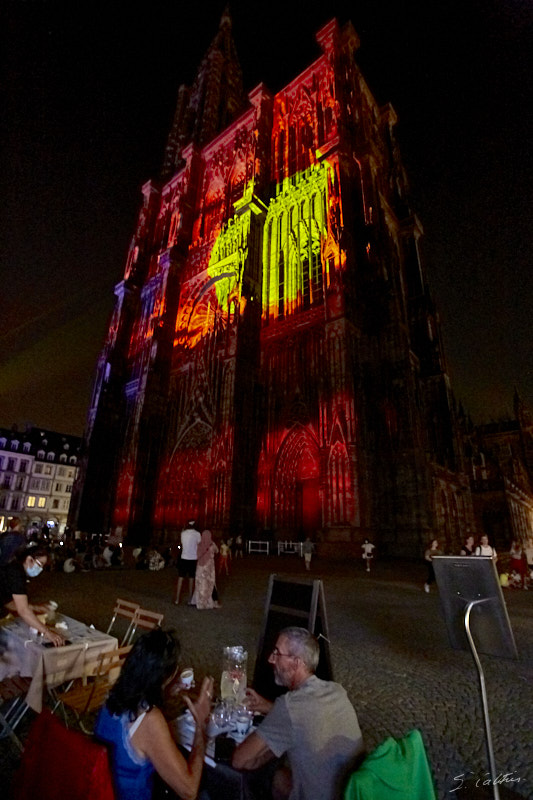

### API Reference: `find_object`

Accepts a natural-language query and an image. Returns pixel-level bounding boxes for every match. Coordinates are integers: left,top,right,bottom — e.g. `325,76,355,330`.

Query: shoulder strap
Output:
129,711,147,737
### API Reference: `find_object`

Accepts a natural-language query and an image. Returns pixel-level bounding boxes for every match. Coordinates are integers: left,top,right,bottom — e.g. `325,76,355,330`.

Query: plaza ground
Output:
2,553,532,799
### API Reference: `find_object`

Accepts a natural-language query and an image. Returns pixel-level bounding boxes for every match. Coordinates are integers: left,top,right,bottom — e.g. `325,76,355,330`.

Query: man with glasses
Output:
233,627,363,799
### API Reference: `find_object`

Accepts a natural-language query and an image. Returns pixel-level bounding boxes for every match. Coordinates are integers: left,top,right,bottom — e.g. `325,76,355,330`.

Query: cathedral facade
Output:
72,13,475,556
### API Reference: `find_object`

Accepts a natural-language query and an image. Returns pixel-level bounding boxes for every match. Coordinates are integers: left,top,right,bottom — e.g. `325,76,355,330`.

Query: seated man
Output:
232,627,364,800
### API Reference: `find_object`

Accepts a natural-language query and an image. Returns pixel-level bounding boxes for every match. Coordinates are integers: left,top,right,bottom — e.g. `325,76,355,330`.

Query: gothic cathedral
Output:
72,13,475,556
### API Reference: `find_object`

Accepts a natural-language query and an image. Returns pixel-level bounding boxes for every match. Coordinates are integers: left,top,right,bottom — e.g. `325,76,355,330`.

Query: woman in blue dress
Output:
95,628,213,800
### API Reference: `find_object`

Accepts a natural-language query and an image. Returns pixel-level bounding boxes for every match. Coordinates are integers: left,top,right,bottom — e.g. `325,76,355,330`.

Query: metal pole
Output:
464,599,500,800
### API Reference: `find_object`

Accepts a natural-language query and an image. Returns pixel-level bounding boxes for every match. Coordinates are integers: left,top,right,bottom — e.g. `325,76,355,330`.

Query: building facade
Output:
0,426,81,536
462,391,533,554
73,13,475,556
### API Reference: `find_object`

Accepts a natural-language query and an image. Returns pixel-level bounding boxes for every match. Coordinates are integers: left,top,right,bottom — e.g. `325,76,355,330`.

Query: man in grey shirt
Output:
233,627,364,799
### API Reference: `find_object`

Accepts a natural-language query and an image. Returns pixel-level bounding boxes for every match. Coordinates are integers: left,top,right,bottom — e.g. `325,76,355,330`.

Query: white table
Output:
0,614,118,712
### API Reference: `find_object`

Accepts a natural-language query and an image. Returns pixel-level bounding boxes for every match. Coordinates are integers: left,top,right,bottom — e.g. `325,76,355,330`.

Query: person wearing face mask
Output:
0,542,64,646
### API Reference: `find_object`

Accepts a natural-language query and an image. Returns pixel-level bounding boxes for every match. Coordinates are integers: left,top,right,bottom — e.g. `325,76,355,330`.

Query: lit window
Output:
27,496,36,508
38,497,46,508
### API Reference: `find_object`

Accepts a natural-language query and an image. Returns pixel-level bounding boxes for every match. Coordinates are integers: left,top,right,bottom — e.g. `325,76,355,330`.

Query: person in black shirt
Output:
0,542,63,646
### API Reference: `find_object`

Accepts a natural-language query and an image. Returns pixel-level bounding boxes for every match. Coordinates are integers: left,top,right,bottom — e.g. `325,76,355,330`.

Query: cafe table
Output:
173,712,257,800
0,614,118,713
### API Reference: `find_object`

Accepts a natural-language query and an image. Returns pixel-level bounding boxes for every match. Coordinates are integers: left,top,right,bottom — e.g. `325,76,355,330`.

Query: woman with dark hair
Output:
95,628,213,800
0,541,64,646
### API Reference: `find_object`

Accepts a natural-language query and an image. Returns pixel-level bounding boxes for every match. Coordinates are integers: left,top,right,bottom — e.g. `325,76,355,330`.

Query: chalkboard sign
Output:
432,556,518,658
252,574,332,700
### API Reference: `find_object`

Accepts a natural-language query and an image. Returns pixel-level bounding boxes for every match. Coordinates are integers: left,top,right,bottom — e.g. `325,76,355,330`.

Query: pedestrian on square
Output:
0,517,26,566
302,537,314,571
194,530,221,609
460,535,475,556
174,520,201,605
424,539,442,593
509,540,527,589
218,540,231,576
361,538,375,572
235,534,244,558
474,534,497,561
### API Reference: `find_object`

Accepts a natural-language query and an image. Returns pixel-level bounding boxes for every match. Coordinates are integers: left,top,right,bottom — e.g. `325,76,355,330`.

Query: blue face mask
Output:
26,562,43,578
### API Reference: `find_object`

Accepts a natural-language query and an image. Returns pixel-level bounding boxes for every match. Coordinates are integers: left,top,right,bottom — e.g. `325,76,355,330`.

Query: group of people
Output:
423,534,532,592
173,521,225,610
94,625,363,800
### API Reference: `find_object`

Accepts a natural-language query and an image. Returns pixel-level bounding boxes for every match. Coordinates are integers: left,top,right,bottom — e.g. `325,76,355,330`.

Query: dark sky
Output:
1,0,532,436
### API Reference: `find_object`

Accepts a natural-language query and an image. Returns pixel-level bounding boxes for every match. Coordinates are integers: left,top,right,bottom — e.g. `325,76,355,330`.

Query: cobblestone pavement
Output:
2,555,532,799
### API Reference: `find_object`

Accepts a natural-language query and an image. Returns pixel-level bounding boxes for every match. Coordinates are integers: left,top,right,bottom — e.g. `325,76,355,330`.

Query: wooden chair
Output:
55,645,132,734
127,607,164,643
106,598,140,645
12,708,115,800
0,675,32,750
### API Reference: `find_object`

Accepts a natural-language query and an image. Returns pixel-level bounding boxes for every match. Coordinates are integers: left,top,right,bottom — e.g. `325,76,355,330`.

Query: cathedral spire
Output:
162,7,247,178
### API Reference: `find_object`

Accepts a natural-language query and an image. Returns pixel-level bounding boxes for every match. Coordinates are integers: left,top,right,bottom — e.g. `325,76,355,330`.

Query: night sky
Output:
2,0,532,436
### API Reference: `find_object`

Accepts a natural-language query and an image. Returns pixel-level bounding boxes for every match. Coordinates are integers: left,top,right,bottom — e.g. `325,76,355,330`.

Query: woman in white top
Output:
475,534,497,561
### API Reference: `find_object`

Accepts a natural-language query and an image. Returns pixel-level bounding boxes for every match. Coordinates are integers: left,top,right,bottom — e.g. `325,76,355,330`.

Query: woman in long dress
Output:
195,530,219,609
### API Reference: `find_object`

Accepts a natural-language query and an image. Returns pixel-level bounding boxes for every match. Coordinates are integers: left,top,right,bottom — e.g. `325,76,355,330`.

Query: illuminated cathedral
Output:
72,12,476,556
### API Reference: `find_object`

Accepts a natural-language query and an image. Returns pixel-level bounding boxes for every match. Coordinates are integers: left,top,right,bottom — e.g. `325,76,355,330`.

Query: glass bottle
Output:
220,645,247,704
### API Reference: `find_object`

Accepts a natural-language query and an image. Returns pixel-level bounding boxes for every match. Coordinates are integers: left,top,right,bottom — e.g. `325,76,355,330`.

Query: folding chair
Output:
12,708,115,800
106,598,140,645
126,607,164,643
0,675,32,750
55,645,132,734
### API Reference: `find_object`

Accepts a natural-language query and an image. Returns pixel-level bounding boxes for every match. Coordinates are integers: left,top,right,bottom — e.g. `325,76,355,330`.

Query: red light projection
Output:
83,17,468,553
108,22,362,542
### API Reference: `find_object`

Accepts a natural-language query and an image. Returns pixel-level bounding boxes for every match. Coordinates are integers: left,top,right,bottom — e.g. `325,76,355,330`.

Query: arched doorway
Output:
273,426,321,538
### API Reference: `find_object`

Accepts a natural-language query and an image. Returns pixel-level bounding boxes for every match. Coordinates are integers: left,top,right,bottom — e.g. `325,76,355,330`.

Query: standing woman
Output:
194,530,220,609
509,540,527,588
460,535,475,556
95,629,213,800
0,542,63,646
424,539,443,593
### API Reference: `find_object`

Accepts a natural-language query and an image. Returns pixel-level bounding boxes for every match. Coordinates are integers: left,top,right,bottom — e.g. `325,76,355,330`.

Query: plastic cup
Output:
235,713,252,737
180,668,194,689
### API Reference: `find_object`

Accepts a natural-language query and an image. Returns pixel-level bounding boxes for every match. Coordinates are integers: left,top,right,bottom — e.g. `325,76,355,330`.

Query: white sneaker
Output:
424,583,430,593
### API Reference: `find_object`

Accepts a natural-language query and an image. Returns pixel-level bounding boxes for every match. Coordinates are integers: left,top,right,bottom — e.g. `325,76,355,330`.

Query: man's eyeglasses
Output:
34,558,44,569
271,647,295,659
